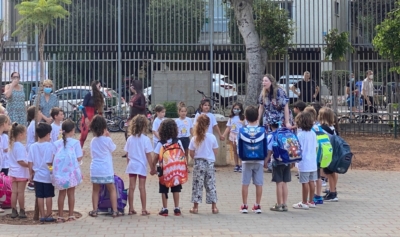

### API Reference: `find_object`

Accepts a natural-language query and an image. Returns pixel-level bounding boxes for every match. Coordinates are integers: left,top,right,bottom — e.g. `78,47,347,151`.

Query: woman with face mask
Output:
34,79,59,123
4,72,27,125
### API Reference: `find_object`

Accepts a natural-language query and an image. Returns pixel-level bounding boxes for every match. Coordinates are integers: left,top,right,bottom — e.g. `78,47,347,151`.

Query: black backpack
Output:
327,135,353,174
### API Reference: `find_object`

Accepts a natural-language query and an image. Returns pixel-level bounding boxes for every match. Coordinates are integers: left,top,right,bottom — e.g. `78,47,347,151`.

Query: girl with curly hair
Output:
80,80,104,147
124,115,154,216
188,114,219,214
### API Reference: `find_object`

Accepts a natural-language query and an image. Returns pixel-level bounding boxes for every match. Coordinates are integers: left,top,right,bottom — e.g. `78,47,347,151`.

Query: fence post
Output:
395,117,398,139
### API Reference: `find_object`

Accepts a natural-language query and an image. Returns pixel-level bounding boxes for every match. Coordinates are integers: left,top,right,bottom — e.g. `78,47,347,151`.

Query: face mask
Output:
44,88,52,94
233,109,241,115
369,75,373,79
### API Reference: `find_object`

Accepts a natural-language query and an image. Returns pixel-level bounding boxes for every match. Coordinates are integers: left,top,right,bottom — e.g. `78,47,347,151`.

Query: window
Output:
277,1,293,19
335,1,339,16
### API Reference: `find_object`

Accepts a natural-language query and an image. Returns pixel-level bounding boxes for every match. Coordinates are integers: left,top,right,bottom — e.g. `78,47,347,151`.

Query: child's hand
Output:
219,136,225,141
104,129,110,137
150,169,157,176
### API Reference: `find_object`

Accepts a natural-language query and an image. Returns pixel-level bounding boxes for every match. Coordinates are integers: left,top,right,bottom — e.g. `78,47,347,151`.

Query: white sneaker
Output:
292,202,309,210
307,202,316,208
240,205,248,214
252,204,262,214
322,180,327,187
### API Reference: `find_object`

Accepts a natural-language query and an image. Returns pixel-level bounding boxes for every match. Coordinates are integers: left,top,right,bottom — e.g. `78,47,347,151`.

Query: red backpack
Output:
158,139,188,188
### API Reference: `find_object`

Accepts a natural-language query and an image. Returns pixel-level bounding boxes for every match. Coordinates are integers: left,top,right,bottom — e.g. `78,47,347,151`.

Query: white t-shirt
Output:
8,142,29,179
175,117,193,138
237,125,264,164
51,122,62,143
90,136,117,177
227,115,246,134
27,142,55,183
153,139,184,155
188,133,218,162
124,134,153,176
297,130,318,172
26,121,36,152
1,134,9,169
193,112,217,134
54,138,83,160
152,117,164,145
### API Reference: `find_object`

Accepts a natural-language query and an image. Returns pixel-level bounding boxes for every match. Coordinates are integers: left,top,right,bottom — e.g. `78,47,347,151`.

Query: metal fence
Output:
1,0,399,135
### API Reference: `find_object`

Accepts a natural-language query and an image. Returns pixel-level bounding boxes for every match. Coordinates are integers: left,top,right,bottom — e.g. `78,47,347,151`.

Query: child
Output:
293,100,307,115
175,102,193,168
124,115,154,216
268,120,292,212
193,99,224,141
0,115,9,213
88,115,120,217
189,114,219,214
318,107,339,202
26,106,38,191
152,104,166,147
8,122,29,218
27,123,56,223
50,107,64,143
238,106,265,214
223,102,245,172
53,119,83,222
152,119,184,216
1,126,10,176
292,112,318,210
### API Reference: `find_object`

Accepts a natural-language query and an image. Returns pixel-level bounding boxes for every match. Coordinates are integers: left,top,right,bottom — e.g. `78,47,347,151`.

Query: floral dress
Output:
6,87,27,125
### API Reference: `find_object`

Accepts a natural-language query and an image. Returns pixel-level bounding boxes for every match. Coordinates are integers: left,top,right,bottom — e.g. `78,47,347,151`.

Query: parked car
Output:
143,73,237,106
279,75,301,103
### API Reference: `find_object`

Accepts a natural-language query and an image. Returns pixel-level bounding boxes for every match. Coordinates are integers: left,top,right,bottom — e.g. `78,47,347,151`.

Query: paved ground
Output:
1,132,400,237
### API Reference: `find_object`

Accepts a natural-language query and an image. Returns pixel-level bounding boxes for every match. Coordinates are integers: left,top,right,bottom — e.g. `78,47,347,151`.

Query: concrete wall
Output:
152,71,211,109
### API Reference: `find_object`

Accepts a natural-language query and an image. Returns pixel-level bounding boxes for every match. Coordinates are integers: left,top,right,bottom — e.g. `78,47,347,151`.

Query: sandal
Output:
212,208,219,214
111,211,123,218
141,210,150,216
67,216,76,221
45,216,56,222
128,210,137,215
89,210,98,217
57,217,66,223
189,207,198,214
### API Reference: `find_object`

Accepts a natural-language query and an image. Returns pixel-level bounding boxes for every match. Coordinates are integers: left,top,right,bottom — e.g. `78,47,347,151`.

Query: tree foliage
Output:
324,29,354,61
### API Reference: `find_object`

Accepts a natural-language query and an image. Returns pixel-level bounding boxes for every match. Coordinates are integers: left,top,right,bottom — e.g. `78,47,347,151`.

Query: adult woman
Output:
257,74,293,130
79,80,104,147
34,79,59,123
4,72,27,125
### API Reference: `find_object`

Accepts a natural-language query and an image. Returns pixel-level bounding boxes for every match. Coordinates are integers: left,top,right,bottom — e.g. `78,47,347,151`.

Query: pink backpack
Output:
0,173,12,208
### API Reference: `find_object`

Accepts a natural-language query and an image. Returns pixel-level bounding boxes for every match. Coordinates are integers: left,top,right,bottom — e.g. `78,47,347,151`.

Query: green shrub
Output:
163,101,178,118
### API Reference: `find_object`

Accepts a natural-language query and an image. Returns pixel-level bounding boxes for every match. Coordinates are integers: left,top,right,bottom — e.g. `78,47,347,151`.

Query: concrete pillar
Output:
213,114,228,166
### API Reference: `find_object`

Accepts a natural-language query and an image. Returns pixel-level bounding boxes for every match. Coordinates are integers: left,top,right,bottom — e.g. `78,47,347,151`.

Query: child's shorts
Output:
299,171,318,183
271,164,291,183
241,162,264,186
129,174,146,179
91,176,114,184
229,132,238,143
34,181,55,198
178,137,190,150
159,183,182,194
323,167,334,175
9,176,28,182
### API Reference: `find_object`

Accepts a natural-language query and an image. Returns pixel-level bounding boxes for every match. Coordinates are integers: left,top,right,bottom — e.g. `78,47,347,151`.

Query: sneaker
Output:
282,204,288,212
313,195,324,205
10,208,18,219
233,165,240,172
270,204,283,212
158,208,168,216
307,202,316,208
27,182,35,190
324,192,339,202
238,166,242,173
19,209,27,219
292,202,309,210
322,180,327,187
173,208,181,216
240,204,248,214
252,204,262,214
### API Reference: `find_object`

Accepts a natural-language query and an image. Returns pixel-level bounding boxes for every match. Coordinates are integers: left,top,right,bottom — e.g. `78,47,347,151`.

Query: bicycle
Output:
118,107,154,133
103,107,123,132
67,102,83,132
195,90,225,117
338,106,383,124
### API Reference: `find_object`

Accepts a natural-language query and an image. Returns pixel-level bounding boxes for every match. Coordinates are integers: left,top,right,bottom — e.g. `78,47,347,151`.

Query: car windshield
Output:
220,77,234,84
280,78,298,84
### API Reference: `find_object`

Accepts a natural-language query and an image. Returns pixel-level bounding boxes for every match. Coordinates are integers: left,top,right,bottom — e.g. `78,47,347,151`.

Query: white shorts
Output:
299,171,318,183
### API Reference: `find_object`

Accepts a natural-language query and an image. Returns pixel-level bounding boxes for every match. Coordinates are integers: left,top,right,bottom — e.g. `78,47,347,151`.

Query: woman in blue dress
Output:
34,79,59,123
4,72,27,125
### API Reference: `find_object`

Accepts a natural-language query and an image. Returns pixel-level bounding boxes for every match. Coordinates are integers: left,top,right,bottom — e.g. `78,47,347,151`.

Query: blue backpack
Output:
238,126,267,161
327,135,353,174
271,127,302,163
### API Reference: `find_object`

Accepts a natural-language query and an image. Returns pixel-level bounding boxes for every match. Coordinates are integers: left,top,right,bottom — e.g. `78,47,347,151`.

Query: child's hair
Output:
310,102,322,118
333,112,340,135
230,102,245,120
61,119,75,147
158,119,178,142
0,115,9,128
304,106,317,122
244,105,258,123
318,107,335,126
90,115,107,137
129,114,148,136
193,114,210,147
154,104,165,114
199,99,211,113
177,101,187,113
36,122,52,139
9,122,26,150
50,107,64,120
27,106,36,123
293,100,307,112
295,112,314,131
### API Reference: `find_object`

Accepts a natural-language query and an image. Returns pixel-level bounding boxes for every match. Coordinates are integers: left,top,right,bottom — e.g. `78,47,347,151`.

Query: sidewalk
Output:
1,132,400,237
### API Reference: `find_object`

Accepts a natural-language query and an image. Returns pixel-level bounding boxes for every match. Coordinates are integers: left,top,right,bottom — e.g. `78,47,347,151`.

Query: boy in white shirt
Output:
292,112,318,210
50,107,64,143
28,123,56,222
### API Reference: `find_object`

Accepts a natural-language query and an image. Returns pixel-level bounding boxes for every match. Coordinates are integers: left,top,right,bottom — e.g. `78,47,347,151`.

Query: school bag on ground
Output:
238,126,267,161
158,139,188,188
52,140,83,190
271,127,302,163
327,135,353,174
98,175,127,213
0,173,11,208
312,126,333,168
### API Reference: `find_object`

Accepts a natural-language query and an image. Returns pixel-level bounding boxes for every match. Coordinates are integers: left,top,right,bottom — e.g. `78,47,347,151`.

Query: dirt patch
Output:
344,135,400,171
0,210,82,225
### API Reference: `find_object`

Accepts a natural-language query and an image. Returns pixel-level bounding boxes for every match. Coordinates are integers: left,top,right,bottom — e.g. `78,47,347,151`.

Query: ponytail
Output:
9,122,25,151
